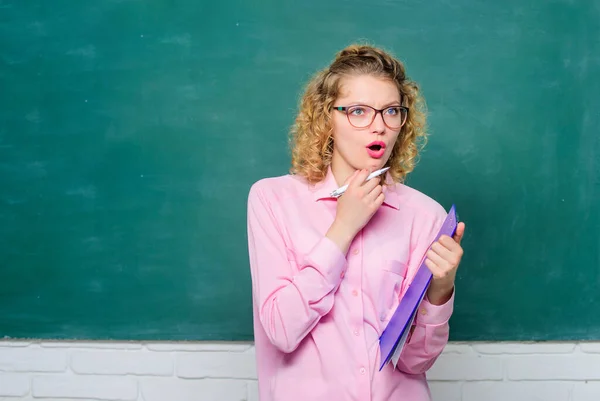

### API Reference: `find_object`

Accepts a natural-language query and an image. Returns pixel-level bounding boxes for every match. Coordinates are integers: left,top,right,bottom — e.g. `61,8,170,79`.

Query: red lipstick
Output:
366,141,386,159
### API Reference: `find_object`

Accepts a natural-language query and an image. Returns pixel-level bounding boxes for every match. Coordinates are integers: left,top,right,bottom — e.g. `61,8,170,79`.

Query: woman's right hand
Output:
326,169,385,254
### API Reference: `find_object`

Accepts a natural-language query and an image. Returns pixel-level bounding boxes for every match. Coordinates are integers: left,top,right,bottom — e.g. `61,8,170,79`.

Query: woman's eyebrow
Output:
342,100,402,107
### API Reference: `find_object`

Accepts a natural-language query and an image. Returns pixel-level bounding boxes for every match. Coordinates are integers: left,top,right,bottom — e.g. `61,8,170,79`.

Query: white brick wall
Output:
0,341,599,401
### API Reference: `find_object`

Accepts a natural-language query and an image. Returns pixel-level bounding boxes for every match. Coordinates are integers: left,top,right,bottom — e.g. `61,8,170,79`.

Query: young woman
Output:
247,44,465,401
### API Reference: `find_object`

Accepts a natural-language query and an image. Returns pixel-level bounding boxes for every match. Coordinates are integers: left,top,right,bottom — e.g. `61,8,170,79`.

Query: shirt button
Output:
360,367,366,375
420,308,428,316
352,289,358,297
353,249,360,255
354,329,359,336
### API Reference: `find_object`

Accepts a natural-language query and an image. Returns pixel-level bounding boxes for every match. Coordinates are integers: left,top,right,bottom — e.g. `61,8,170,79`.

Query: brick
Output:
0,398,35,401
140,378,246,401
0,341,32,348
442,343,473,355
428,354,503,381
579,343,600,353
463,381,572,401
32,375,137,400
572,382,600,401
0,398,101,401
0,373,29,396
507,354,600,380
429,382,461,401
245,346,256,357
176,351,256,379
71,350,173,376
247,380,259,401
474,343,576,354
0,347,67,372
41,341,143,350
145,342,251,352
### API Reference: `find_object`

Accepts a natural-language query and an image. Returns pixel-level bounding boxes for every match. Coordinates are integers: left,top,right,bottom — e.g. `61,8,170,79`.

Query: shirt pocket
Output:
378,259,408,322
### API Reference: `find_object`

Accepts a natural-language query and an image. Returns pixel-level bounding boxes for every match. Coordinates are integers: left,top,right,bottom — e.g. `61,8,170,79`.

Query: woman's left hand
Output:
425,222,466,305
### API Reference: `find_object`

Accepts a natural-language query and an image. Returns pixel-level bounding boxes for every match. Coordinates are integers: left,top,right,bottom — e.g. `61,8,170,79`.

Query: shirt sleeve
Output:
247,182,347,353
395,207,454,374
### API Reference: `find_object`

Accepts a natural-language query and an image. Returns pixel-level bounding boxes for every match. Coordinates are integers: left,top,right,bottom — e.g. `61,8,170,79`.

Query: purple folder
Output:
379,205,458,371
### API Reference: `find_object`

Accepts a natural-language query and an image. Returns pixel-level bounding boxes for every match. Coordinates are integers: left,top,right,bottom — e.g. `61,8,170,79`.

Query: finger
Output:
343,169,360,186
424,257,444,277
425,256,453,280
426,248,451,270
453,222,465,244
361,172,382,192
430,240,462,267
374,192,385,207
364,184,383,203
349,169,370,190
431,239,454,257
437,235,462,253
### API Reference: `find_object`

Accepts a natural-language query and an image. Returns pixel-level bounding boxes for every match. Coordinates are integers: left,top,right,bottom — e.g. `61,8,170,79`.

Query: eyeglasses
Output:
333,105,409,129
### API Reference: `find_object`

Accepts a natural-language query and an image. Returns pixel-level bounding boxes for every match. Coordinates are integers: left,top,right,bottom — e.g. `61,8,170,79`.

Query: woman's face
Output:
330,74,403,182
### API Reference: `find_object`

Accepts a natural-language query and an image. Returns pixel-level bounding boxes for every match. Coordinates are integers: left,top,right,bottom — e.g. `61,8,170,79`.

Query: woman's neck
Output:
330,157,356,187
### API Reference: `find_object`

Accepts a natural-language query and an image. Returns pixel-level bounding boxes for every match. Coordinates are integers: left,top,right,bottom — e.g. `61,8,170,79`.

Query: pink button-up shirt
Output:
247,167,454,401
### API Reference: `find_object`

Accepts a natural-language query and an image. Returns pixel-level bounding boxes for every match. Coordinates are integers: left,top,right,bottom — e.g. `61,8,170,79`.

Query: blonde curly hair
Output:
289,44,428,184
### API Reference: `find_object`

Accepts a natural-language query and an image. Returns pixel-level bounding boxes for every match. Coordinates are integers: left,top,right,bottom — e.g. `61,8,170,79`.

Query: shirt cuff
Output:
416,288,455,326
302,236,347,285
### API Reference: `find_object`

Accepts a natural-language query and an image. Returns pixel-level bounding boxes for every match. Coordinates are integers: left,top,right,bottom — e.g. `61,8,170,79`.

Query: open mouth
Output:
366,141,386,158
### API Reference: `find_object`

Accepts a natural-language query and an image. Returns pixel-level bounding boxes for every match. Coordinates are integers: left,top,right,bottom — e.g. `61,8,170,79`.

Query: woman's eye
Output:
349,107,366,116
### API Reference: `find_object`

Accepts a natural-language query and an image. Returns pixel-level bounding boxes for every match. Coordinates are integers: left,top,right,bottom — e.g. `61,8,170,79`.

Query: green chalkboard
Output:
1,1,598,341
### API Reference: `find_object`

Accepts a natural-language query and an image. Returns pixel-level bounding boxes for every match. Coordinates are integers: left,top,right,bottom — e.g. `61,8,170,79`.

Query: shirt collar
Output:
309,166,400,210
